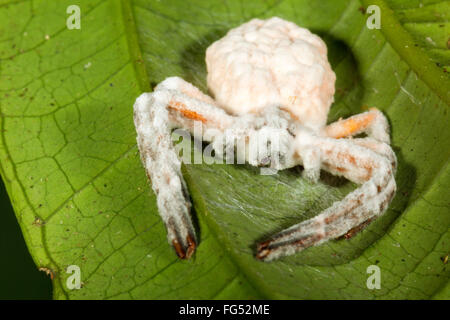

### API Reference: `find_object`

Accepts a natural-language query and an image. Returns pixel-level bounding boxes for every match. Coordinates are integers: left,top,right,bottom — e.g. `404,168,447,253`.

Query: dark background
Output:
0,179,52,299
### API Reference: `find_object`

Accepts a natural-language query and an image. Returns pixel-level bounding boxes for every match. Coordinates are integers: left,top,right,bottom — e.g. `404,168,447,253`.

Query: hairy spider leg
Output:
324,108,390,144
256,136,396,261
341,137,397,239
351,137,397,173
133,78,234,259
324,107,396,241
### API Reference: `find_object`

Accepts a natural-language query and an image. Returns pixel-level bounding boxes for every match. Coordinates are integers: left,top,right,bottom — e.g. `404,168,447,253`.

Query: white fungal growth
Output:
133,17,397,262
206,17,336,130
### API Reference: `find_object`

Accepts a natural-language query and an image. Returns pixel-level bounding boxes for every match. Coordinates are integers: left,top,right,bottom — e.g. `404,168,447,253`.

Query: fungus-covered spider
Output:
133,17,397,261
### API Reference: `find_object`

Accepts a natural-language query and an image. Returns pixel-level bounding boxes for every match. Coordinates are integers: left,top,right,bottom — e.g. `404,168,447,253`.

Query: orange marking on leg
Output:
325,110,377,139
324,150,375,181
169,100,208,123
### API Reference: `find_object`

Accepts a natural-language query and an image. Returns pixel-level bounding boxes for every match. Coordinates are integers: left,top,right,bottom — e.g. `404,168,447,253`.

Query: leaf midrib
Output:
361,0,450,105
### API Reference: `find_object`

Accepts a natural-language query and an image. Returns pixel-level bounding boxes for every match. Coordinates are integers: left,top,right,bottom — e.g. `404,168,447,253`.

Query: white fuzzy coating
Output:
206,17,336,131
259,133,397,261
133,17,397,262
133,92,194,247
133,79,234,254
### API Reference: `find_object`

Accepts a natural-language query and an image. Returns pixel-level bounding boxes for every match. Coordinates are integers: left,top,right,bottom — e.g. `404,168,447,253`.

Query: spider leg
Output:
133,77,234,259
340,137,397,240
338,217,374,240
295,128,322,182
324,108,391,143
305,136,397,241
256,136,396,261
301,109,393,182
351,137,397,174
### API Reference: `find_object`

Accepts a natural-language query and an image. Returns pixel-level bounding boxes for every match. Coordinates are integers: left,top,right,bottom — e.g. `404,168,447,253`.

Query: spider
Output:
133,17,397,262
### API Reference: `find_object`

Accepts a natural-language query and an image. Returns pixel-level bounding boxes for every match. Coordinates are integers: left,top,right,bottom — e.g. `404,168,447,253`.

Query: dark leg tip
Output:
172,239,186,259
255,241,271,261
185,234,196,259
172,235,197,260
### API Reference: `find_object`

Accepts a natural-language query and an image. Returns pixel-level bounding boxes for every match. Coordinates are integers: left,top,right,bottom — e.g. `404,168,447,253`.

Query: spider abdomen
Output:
206,17,336,131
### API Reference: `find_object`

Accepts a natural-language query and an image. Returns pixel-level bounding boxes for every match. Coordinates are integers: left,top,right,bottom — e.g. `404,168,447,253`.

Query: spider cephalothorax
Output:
133,17,397,261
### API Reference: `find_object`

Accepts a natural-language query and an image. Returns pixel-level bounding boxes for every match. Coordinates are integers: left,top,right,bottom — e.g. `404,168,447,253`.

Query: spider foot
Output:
171,233,197,259
255,219,324,262
256,232,322,262
255,216,374,261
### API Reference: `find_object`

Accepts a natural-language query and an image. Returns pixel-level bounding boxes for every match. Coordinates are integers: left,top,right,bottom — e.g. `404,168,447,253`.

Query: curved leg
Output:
256,136,396,261
338,136,397,240
133,77,233,259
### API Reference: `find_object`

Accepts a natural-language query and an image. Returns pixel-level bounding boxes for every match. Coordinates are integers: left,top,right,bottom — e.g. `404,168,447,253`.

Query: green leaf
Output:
0,0,448,299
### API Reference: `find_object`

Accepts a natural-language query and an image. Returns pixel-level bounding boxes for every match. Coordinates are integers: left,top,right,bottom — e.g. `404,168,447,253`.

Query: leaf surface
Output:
0,0,448,299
